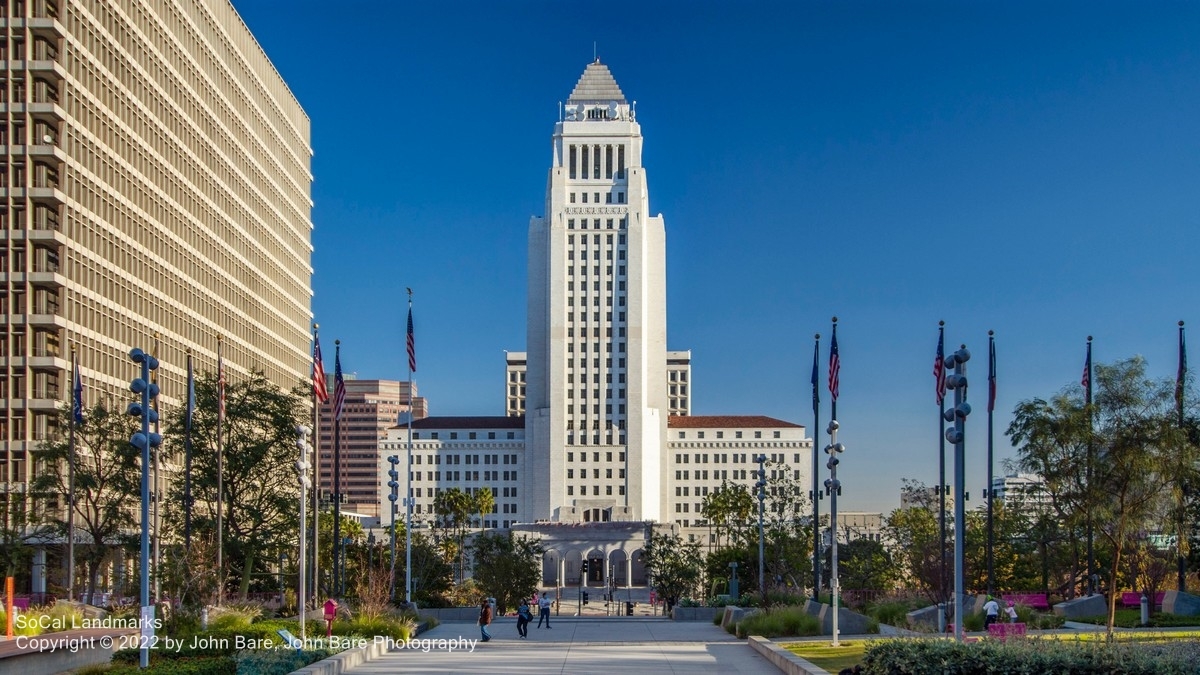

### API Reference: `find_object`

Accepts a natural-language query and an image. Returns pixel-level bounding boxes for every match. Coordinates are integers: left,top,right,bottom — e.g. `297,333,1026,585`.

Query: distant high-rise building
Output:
317,378,426,518
1,0,312,542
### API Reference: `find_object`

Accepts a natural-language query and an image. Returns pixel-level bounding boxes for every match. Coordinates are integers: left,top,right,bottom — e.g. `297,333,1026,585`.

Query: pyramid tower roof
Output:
567,60,627,104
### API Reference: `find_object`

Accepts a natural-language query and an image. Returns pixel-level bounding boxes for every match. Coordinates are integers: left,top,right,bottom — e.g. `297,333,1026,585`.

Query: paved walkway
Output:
342,617,782,674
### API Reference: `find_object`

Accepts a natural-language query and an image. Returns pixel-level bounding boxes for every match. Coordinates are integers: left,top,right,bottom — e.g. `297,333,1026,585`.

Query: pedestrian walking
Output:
982,595,999,630
537,591,552,628
479,599,492,642
516,599,533,639
1005,600,1019,624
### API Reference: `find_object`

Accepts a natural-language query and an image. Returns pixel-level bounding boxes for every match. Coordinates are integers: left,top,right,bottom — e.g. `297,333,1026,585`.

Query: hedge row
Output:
862,637,1200,675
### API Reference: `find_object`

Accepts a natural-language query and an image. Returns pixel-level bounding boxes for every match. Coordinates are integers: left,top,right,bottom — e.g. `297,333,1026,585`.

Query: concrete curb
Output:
289,622,432,675
747,635,831,675
289,637,392,675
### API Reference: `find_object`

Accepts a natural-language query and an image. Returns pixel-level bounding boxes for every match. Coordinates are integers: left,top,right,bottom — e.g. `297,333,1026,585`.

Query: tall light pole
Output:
126,347,161,669
943,345,972,642
386,455,400,602
295,425,312,640
754,454,767,602
824,420,844,647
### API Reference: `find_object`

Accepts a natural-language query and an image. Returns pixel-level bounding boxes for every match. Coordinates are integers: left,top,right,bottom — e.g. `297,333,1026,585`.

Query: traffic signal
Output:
583,592,589,605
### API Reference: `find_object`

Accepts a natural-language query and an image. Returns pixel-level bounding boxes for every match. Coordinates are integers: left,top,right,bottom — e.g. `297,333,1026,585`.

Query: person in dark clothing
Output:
516,599,533,638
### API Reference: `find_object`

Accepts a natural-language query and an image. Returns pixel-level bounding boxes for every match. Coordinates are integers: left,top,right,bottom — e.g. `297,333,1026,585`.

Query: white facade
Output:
377,62,811,580
527,61,667,524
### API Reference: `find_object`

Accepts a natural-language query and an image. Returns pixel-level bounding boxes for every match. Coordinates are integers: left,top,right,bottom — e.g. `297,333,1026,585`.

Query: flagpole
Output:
1084,336,1093,596
333,341,343,599
937,321,947,613
405,289,415,605
68,348,78,602
152,333,161,603
1177,321,1187,592
986,330,995,597
311,323,321,604
216,335,224,605
811,333,821,602
185,352,193,552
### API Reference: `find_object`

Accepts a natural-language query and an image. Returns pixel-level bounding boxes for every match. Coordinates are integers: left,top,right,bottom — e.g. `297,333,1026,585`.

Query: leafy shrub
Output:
104,656,236,675
868,600,916,627
735,607,821,639
863,637,1200,675
234,648,332,675
333,615,415,641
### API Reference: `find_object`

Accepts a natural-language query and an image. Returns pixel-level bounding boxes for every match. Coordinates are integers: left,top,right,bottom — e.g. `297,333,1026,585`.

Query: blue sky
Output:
233,1,1200,514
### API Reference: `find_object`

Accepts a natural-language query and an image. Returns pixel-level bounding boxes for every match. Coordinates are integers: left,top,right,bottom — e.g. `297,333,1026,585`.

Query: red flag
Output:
312,334,329,403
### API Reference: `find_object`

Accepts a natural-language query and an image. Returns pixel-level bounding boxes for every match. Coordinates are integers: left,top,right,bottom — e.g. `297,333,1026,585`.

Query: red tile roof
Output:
667,415,803,429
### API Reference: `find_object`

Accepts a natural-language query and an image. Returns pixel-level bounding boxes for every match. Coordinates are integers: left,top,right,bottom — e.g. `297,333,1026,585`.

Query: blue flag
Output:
72,361,84,425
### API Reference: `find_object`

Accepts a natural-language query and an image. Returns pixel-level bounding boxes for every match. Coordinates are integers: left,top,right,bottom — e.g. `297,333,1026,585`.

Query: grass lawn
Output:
785,641,868,672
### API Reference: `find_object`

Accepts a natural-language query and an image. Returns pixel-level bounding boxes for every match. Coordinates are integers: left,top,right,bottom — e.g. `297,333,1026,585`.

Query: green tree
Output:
1010,357,1175,638
30,402,139,603
884,481,943,604
433,487,472,582
164,370,306,600
643,531,703,611
471,488,495,528
1007,394,1093,597
701,481,755,548
470,531,542,614
397,527,454,607
837,538,896,593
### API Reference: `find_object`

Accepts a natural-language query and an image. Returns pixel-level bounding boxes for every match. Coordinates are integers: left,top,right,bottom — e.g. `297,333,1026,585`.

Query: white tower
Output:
527,61,668,523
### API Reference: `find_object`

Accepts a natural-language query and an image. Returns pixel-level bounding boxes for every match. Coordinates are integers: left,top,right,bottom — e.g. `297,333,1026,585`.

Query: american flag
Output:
333,345,346,421
828,327,840,401
217,355,226,421
987,336,997,413
407,307,417,373
934,330,946,406
312,334,329,403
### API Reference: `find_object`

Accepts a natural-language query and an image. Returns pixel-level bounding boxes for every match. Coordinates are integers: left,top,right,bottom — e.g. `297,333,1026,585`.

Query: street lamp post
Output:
386,455,400,602
294,425,313,640
943,345,972,642
754,454,767,602
824,420,845,647
126,347,161,670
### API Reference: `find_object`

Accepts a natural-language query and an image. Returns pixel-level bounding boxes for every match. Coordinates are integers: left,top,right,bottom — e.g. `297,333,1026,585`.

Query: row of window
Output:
566,143,625,180
567,484,625,496
674,452,800,464
569,191,626,204
411,431,518,441
677,430,783,440
566,217,624,230
567,468,625,479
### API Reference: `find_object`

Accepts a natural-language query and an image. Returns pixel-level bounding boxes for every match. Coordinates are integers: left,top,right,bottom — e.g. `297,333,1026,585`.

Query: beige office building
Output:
317,378,427,518
1,0,313,515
